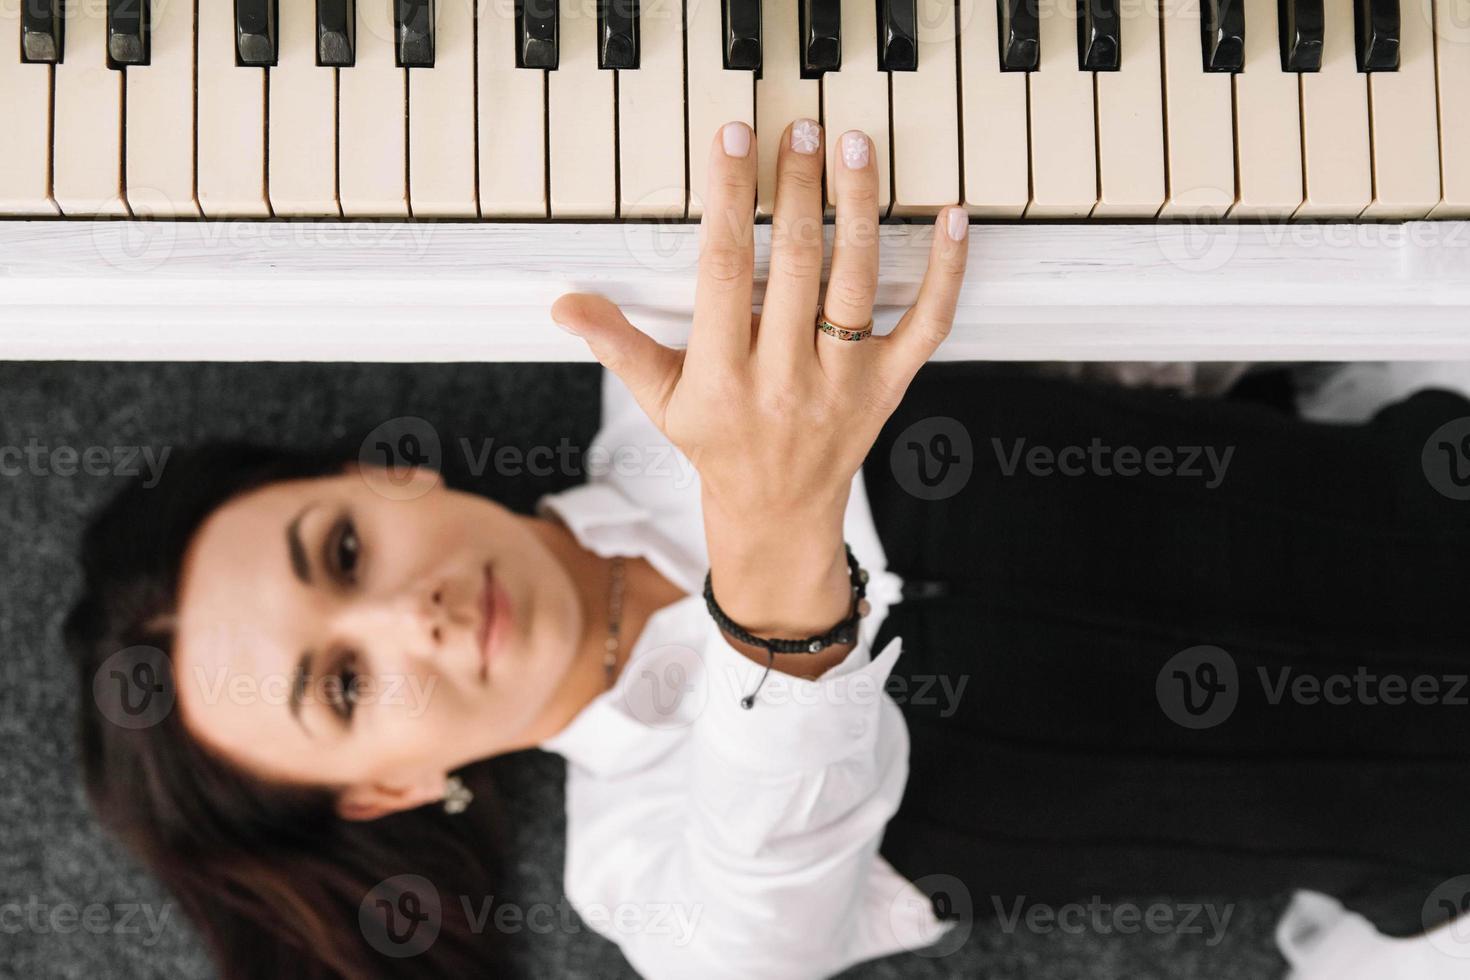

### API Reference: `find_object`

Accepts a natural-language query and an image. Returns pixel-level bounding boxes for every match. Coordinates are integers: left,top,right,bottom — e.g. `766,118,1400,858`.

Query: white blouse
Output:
535,370,954,978
536,368,1470,979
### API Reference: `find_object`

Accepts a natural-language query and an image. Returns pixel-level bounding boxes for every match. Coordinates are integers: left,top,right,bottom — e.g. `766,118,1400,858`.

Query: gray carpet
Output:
0,362,1289,979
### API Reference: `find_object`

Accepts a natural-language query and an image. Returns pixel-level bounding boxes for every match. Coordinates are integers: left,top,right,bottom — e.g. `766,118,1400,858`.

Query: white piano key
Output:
53,0,126,216
1229,0,1301,218
890,0,960,215
340,1,409,217
125,0,199,216
1158,0,1234,216
548,0,617,216
822,0,891,212
1027,0,1095,217
198,0,270,214
1296,0,1371,217
478,0,547,216
269,0,338,216
411,0,478,217
1433,0,1470,216
619,0,687,217
1093,0,1165,217
1361,0,1440,218
687,0,754,216
0,4,55,215
957,0,1027,216
198,0,269,216
755,0,820,217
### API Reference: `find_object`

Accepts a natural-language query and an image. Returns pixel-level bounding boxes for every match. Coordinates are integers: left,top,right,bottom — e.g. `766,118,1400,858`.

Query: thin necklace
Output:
603,556,626,689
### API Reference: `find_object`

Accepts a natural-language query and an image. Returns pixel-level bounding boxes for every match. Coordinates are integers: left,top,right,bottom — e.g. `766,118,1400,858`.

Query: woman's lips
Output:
479,565,512,682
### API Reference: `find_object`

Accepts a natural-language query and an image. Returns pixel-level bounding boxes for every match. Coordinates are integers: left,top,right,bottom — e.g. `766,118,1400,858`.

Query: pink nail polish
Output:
841,131,869,170
791,119,820,155
722,121,752,159
946,208,968,242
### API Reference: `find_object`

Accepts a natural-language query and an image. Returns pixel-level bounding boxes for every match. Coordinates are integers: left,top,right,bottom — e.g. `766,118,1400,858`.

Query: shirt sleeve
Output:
1274,891,1470,980
615,617,954,980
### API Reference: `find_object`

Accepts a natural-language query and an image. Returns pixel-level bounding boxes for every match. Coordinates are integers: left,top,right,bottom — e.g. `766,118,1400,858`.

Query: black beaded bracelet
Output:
702,543,872,709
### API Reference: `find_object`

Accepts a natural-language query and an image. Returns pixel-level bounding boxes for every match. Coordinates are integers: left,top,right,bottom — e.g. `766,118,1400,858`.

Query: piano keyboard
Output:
2,0,1466,221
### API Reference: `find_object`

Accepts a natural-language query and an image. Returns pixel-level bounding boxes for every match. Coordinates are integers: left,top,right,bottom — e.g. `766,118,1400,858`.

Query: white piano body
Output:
2,219,1470,361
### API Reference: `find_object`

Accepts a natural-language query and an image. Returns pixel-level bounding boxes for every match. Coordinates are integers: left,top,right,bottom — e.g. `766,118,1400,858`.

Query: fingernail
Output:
722,121,752,159
946,207,968,242
791,118,821,155
553,317,579,335
841,131,869,170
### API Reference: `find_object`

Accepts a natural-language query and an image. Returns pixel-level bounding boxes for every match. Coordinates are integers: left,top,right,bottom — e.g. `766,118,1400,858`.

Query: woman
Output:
66,120,1470,980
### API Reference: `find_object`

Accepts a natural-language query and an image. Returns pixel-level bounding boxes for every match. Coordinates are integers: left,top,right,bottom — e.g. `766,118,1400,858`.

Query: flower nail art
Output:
791,119,821,155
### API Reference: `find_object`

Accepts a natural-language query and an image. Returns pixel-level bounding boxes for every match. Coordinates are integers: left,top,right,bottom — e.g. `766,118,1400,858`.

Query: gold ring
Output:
815,307,873,342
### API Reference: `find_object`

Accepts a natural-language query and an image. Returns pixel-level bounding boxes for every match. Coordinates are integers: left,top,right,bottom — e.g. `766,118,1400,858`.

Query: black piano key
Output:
107,0,149,66
1200,0,1244,71
877,0,917,71
799,0,839,75
20,0,62,64
397,0,434,67
725,0,762,71
1078,0,1119,70
318,0,355,67
236,0,279,66
1278,0,1322,70
599,0,639,68
997,0,1039,71
1355,0,1398,70
517,0,558,69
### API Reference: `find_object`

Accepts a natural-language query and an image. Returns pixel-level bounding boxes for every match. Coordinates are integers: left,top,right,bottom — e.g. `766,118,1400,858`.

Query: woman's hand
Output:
552,120,969,655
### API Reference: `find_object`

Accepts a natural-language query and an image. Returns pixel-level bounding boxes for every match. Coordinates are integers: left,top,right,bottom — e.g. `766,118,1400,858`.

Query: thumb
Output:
551,293,682,422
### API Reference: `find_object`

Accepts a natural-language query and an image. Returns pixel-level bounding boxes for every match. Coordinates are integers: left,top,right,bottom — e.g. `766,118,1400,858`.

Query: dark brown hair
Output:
64,444,511,978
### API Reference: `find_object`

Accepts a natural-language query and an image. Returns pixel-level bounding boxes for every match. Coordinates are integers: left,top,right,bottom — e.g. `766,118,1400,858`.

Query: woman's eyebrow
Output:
286,502,320,585
288,650,314,736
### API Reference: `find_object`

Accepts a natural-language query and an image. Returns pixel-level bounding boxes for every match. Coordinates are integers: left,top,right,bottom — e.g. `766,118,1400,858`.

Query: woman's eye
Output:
328,516,361,584
328,653,361,722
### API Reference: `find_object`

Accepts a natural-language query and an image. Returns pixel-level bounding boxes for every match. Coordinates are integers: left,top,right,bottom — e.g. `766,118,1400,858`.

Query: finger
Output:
756,119,826,368
551,293,684,427
692,121,759,367
878,207,969,388
818,130,881,368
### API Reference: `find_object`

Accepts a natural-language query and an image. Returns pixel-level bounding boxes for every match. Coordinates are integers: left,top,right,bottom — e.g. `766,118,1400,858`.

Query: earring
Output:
442,775,473,815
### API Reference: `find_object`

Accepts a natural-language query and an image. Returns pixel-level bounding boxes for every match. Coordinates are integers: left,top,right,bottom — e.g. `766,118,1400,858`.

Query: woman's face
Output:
172,466,582,815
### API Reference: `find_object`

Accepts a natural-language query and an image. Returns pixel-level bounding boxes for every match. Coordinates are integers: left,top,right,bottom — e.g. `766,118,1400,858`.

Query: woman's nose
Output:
402,586,448,651
337,586,448,659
